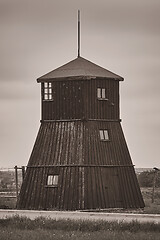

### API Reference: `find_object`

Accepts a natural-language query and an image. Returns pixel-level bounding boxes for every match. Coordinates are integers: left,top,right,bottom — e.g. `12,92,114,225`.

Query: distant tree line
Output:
137,170,160,187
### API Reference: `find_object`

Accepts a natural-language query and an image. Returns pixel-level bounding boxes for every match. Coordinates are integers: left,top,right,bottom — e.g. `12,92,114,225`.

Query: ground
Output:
0,185,160,239
0,216,160,240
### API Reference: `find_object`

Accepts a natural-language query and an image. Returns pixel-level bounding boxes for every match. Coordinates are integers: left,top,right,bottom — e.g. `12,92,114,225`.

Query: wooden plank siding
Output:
17,166,143,210
84,79,119,120
17,73,144,210
42,81,84,120
41,79,119,121
17,121,144,210
26,121,134,167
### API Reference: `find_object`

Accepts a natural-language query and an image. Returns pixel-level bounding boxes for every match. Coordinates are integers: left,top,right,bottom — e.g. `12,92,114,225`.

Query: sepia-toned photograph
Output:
0,0,160,239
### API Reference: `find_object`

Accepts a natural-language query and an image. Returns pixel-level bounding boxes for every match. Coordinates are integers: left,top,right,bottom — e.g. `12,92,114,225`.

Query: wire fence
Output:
0,166,25,209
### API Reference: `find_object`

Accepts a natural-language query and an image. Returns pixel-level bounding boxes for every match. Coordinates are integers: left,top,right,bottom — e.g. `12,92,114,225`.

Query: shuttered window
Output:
43,82,53,100
47,175,59,186
99,130,109,141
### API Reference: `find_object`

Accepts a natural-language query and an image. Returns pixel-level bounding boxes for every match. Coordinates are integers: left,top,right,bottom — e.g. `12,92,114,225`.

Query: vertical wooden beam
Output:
14,165,19,200
152,170,158,203
22,166,25,181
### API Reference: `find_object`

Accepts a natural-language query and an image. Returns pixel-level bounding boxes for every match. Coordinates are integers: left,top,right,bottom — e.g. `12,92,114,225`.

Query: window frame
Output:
99,129,110,141
43,82,53,101
97,88,108,100
46,175,59,187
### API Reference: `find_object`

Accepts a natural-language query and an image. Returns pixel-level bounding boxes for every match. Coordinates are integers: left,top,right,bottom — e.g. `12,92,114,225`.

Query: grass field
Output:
0,188,160,239
141,187,160,214
0,216,160,240
1,228,160,240
0,197,16,209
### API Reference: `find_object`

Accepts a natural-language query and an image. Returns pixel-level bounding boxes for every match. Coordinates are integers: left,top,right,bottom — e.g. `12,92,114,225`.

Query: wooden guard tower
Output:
17,13,144,210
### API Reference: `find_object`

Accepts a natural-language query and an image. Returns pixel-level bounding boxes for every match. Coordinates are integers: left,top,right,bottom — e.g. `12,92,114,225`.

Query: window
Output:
99,130,109,141
97,88,107,100
47,175,59,186
43,82,53,100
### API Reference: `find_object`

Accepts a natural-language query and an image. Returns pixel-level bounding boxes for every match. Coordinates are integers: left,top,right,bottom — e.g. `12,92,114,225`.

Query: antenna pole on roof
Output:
78,10,80,57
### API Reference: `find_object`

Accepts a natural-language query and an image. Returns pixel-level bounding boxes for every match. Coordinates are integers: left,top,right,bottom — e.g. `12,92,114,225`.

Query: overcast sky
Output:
0,0,160,168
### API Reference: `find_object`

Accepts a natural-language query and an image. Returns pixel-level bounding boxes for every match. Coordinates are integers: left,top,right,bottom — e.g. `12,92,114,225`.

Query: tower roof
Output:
37,56,124,82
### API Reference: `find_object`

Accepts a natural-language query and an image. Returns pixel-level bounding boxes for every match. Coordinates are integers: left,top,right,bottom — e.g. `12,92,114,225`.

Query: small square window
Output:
97,88,107,99
99,130,109,141
44,94,48,100
97,88,101,98
48,94,52,100
44,83,47,88
99,130,104,140
104,130,109,140
102,89,105,98
47,175,59,186
43,82,53,101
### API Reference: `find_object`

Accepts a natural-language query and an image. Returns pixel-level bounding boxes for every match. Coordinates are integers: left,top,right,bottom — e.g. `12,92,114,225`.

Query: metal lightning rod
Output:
78,10,80,57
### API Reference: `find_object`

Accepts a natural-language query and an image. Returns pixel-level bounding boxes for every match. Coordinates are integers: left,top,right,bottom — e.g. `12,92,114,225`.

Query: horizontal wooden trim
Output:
97,98,109,101
100,140,111,142
27,165,134,168
89,119,122,122
40,119,122,123
37,76,124,83
45,185,58,188
40,119,81,122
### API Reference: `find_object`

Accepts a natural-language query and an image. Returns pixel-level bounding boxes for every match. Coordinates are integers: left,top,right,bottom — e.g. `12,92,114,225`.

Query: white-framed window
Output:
43,82,53,100
47,175,59,186
99,130,109,141
97,88,107,100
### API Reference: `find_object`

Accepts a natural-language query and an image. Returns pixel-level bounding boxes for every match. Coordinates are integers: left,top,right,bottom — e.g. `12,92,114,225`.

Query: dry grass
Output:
141,187,160,214
0,197,16,209
0,216,160,240
0,228,160,240
1,216,160,232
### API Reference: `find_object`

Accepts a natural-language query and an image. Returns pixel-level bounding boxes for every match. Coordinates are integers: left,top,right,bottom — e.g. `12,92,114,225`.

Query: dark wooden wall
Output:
18,166,143,210
27,121,133,166
42,81,83,120
17,77,144,210
84,79,119,120
41,79,119,121
17,121,144,210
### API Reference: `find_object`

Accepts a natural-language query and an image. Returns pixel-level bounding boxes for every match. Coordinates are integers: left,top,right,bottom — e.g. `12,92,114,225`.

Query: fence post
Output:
22,166,25,181
14,165,19,200
152,168,160,203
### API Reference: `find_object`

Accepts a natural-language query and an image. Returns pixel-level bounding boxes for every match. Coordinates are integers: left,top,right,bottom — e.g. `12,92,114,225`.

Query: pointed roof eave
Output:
37,56,124,82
